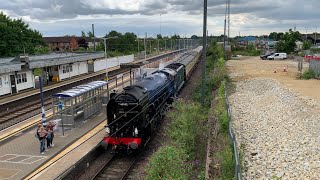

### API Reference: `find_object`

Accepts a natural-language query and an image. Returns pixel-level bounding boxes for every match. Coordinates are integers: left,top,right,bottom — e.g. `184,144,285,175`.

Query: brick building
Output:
44,37,81,52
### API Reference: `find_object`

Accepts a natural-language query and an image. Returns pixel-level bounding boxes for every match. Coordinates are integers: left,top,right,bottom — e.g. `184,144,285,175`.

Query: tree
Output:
87,31,94,37
157,34,162,39
302,40,312,50
191,35,198,39
171,34,180,39
0,11,48,57
275,29,301,53
81,31,86,37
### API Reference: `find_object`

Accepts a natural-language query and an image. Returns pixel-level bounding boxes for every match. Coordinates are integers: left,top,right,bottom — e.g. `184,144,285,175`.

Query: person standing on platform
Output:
46,122,53,149
46,121,56,148
38,125,47,154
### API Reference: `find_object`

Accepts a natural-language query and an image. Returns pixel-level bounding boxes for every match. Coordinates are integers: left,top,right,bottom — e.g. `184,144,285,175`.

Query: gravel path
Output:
229,77,320,179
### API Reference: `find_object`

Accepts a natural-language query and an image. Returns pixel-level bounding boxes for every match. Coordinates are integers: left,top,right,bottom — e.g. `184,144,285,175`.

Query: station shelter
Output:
51,81,107,134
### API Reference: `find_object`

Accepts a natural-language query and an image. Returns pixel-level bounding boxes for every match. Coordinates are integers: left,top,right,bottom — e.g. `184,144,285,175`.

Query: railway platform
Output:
0,110,106,180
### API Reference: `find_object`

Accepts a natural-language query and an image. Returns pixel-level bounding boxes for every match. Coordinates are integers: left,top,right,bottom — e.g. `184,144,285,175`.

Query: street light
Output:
101,36,118,81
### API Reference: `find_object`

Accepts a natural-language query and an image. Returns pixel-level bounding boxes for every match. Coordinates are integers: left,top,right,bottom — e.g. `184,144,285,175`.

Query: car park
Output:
267,53,287,60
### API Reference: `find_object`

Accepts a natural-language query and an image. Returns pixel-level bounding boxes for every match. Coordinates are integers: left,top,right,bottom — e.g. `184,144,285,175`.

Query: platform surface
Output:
0,111,106,180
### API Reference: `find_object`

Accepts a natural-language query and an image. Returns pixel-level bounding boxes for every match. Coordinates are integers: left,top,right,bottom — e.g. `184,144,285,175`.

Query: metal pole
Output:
165,39,167,51
92,24,96,52
104,39,108,82
144,34,147,59
39,76,47,127
201,0,207,106
138,38,140,53
158,39,160,54
150,40,152,54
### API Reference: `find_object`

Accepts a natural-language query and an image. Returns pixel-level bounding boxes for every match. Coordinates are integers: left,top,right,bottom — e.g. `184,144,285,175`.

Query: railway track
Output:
0,98,52,130
92,154,138,180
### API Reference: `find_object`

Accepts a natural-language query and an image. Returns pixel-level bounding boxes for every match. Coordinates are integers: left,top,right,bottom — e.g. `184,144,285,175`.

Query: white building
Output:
0,56,34,96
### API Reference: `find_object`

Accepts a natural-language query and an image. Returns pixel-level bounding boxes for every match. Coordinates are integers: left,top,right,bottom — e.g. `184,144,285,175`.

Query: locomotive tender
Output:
102,46,202,152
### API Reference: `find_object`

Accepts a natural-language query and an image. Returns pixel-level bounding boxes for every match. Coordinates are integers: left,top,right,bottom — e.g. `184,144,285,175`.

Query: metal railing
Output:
224,81,242,180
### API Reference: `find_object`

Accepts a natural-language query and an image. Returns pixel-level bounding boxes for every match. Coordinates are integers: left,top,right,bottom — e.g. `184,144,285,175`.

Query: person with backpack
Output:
36,124,47,154
46,121,56,148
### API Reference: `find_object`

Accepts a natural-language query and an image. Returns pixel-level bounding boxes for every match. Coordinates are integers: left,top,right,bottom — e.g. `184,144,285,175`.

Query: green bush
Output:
215,82,229,134
217,142,235,180
146,146,189,180
167,102,206,159
302,70,316,79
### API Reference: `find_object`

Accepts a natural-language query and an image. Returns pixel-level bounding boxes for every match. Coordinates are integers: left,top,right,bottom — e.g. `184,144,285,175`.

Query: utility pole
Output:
202,0,207,106
144,32,147,59
150,40,152,54
158,39,160,54
160,14,162,36
227,0,230,44
315,26,317,46
165,39,167,51
39,76,46,127
92,24,96,52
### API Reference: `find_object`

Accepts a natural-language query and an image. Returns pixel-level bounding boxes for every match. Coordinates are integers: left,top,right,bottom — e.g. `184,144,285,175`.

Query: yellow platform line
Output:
25,120,107,180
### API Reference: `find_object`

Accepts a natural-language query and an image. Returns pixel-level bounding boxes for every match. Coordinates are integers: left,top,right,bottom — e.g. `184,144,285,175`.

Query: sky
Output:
1,0,319,38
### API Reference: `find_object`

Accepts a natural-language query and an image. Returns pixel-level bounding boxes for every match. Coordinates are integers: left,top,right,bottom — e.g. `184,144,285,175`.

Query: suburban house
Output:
44,37,80,52
44,37,101,52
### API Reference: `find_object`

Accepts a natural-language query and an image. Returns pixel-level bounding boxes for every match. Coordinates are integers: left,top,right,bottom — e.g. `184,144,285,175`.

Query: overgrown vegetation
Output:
215,82,229,134
146,146,189,179
145,102,207,179
193,42,226,107
302,69,316,79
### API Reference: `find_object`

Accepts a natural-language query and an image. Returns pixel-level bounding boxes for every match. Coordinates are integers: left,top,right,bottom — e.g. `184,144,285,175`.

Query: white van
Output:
267,53,287,60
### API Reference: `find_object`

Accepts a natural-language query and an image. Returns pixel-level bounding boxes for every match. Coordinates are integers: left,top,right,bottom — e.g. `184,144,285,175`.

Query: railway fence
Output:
224,81,242,180
309,59,320,75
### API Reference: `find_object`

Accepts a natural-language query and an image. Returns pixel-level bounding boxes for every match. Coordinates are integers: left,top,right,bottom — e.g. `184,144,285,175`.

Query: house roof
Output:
44,37,78,43
0,57,23,74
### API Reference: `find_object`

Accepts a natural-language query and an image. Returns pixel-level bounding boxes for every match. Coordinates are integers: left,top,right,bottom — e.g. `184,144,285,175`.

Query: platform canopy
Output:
53,81,107,98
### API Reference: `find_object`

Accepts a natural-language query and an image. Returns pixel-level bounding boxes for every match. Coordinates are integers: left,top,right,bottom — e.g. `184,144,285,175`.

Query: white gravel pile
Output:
229,78,320,179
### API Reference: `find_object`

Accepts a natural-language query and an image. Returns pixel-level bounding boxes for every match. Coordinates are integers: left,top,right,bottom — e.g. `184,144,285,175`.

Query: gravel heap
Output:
229,78,320,179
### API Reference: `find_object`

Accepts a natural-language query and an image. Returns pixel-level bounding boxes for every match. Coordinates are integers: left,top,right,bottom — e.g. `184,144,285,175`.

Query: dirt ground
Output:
227,56,320,101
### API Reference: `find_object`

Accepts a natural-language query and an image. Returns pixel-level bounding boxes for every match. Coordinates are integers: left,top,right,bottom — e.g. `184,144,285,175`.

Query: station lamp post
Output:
101,36,118,81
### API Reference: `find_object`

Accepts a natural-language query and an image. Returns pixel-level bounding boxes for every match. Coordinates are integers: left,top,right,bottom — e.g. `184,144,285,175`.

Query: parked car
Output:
260,52,274,60
267,53,287,60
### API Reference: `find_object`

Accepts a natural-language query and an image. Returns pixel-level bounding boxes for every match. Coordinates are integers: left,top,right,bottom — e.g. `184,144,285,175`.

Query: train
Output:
101,46,203,152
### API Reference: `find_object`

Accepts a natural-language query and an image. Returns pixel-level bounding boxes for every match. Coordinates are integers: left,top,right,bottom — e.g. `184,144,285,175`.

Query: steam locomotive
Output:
101,47,202,152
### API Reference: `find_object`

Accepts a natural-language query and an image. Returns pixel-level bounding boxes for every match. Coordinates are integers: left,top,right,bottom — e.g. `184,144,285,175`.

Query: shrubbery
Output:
302,70,316,79
146,146,189,179
145,101,206,179
215,82,229,134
